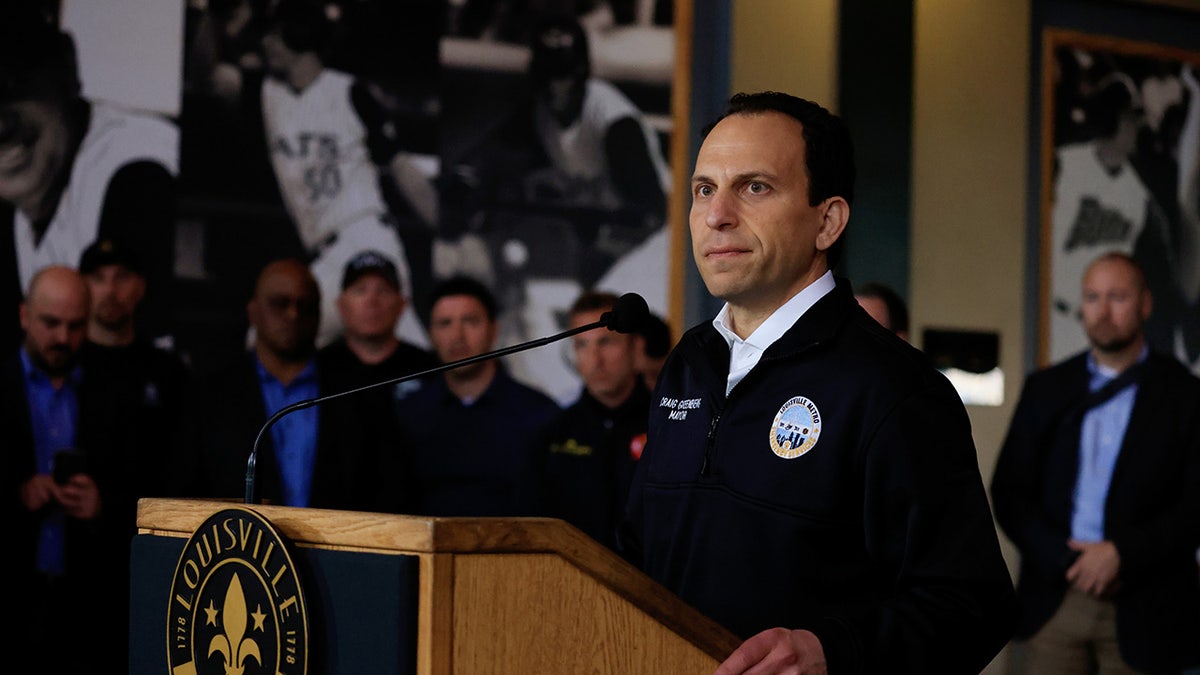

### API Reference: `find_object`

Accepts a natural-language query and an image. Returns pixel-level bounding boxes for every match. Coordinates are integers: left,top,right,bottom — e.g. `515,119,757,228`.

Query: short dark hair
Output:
702,91,856,268
428,276,498,321
569,290,619,316
855,281,909,334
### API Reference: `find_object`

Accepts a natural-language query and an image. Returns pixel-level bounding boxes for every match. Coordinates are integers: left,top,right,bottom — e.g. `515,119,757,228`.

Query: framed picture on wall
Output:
175,0,687,403
1038,26,1200,373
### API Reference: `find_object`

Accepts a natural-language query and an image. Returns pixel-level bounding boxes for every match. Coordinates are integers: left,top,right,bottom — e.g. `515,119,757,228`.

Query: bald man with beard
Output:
172,258,397,512
3,265,139,673
993,252,1200,673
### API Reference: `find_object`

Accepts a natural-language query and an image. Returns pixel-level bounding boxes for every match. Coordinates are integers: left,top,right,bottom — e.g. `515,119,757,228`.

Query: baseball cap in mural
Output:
341,250,400,291
79,238,142,275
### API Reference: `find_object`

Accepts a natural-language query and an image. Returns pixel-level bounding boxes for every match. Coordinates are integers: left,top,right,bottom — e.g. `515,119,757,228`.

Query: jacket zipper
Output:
700,343,822,477
701,411,720,476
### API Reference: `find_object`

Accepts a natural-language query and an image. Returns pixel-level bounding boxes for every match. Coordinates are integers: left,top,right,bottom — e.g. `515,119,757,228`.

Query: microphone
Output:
602,290,649,334
245,292,649,504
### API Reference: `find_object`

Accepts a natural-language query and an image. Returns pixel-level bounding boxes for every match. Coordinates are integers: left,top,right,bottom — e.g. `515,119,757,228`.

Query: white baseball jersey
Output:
262,69,388,251
532,78,670,210
1049,142,1150,362
261,69,428,348
14,102,179,292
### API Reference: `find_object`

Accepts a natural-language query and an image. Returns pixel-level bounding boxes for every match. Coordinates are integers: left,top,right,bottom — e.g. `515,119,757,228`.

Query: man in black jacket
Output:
78,238,188,505
992,251,1200,673
619,91,1016,674
543,290,650,551
4,265,134,673
173,258,394,511
316,250,437,394
393,275,561,517
316,250,436,514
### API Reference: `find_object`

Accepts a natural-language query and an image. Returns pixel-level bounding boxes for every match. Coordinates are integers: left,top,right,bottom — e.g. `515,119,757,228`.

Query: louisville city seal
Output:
166,507,308,675
769,395,822,459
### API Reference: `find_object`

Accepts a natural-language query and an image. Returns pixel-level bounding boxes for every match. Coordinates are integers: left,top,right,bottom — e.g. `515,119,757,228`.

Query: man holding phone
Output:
2,265,133,673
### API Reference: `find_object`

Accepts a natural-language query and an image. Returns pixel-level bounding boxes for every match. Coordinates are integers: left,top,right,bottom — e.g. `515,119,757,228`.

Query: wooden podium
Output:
131,498,739,674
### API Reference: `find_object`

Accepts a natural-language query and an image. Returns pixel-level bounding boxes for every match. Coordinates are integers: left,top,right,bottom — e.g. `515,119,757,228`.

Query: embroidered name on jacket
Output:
770,396,822,459
659,397,702,420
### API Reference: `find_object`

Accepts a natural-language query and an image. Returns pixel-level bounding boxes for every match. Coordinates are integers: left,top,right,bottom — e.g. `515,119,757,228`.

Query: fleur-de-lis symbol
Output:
207,572,263,675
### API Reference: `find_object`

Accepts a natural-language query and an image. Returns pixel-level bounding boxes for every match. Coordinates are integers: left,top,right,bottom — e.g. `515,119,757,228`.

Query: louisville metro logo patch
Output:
769,395,822,459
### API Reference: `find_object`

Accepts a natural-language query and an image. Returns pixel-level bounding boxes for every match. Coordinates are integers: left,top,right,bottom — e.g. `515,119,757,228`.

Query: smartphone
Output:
52,449,87,485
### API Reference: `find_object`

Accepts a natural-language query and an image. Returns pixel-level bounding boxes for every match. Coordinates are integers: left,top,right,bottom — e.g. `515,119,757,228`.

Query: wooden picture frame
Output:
1037,26,1200,371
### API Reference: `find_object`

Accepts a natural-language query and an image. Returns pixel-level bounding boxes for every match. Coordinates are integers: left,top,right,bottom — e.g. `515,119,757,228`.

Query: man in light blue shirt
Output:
994,252,1200,673
1070,347,1144,544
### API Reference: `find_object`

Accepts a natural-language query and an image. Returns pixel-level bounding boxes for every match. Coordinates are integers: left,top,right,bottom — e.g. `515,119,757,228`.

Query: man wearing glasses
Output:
172,258,392,512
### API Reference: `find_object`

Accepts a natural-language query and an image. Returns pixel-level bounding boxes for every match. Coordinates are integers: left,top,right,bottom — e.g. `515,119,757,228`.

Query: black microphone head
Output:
603,293,650,334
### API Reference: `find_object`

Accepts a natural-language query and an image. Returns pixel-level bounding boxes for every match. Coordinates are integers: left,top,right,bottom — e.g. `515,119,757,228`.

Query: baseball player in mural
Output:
524,12,671,284
1174,64,1200,370
429,10,674,403
1050,72,1162,362
1050,56,1200,374
259,0,438,348
0,3,179,353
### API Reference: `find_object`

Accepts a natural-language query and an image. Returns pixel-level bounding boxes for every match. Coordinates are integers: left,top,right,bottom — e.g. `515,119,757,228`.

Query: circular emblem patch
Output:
167,507,308,675
769,395,822,459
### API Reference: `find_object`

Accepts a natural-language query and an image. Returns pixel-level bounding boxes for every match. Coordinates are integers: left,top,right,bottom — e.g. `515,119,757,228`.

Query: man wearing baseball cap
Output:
77,236,188,548
74,236,188,674
79,238,147,347
174,257,399,514
318,250,437,392
316,250,437,515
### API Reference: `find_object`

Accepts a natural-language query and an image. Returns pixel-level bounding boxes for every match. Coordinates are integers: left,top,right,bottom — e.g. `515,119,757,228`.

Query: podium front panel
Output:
130,533,419,675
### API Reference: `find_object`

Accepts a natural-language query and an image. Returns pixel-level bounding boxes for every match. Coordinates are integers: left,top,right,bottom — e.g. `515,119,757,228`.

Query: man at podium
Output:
621,92,1017,673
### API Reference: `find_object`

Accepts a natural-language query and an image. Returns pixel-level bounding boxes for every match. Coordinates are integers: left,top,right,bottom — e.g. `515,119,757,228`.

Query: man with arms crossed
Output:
620,92,1015,674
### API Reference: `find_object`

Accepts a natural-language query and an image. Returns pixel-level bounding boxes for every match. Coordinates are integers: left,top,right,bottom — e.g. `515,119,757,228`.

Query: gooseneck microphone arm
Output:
244,292,650,504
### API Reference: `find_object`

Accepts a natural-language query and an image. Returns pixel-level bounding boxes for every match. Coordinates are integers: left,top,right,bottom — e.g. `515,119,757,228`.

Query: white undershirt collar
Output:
712,271,836,395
